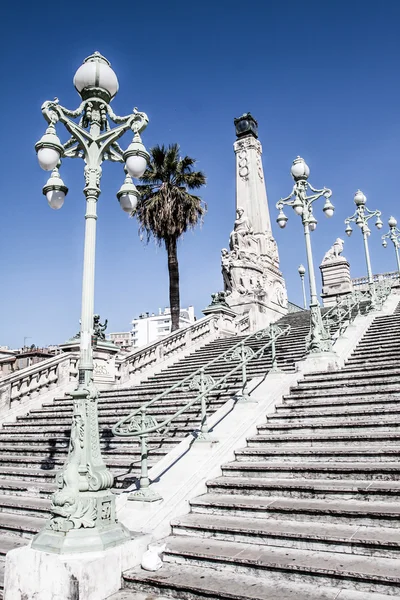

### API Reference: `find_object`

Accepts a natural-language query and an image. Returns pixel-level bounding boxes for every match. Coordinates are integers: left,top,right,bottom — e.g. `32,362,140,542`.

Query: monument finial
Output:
234,113,258,139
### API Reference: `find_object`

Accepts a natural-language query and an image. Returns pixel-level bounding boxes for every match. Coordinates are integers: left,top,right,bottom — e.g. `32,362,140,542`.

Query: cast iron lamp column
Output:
298,264,307,308
32,52,149,554
277,157,334,353
345,190,383,309
382,216,400,275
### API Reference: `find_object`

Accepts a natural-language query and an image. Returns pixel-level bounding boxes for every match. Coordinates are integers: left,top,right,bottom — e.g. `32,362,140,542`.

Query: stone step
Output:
247,431,400,448
0,533,27,557
234,446,400,463
280,384,400,399
293,374,400,390
206,476,400,502
171,512,400,558
220,460,400,481
0,511,45,537
0,478,55,497
256,418,400,434
268,406,400,423
119,563,396,600
161,536,400,594
0,494,50,518
280,394,400,409
189,493,400,527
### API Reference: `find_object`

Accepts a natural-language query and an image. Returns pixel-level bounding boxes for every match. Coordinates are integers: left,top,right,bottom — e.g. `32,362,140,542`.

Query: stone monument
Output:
320,238,353,306
221,113,287,328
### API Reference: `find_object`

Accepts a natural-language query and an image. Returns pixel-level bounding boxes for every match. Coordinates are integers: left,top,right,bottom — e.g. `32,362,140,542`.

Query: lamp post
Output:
298,264,307,308
277,156,334,353
32,52,149,554
382,216,400,275
345,190,383,309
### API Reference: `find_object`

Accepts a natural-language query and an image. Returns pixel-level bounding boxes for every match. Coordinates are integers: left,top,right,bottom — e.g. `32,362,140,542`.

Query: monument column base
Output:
228,297,287,331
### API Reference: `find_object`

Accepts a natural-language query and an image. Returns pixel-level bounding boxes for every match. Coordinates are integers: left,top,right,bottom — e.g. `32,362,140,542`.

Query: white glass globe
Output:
291,156,310,180
293,202,303,216
324,207,334,218
388,216,397,228
38,147,61,171
354,190,366,206
119,192,138,213
309,221,317,231
125,155,147,178
46,189,65,210
73,52,119,99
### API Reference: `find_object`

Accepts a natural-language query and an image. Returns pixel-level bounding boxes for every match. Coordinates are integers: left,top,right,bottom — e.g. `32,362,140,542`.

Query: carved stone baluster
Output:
29,374,40,399
19,378,30,402
48,368,58,390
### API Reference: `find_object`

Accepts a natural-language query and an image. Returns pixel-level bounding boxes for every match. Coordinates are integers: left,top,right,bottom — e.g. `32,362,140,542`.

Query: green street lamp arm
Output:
346,206,382,227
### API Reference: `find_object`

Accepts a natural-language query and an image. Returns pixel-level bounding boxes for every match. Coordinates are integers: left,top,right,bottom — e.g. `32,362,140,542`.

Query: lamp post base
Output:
306,304,332,354
31,491,130,554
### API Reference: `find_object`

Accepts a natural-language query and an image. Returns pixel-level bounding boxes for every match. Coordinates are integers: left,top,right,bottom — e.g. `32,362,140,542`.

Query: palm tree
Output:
134,143,207,332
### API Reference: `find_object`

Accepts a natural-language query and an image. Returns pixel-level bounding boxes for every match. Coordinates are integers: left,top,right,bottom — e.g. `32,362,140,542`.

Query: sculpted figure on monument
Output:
322,238,345,263
229,207,259,253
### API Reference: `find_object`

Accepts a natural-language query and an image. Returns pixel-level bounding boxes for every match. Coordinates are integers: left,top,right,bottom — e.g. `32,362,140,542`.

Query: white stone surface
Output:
4,535,150,600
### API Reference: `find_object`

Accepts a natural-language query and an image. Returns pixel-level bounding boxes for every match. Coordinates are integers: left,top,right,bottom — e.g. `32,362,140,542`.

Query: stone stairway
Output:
117,303,400,599
0,310,311,596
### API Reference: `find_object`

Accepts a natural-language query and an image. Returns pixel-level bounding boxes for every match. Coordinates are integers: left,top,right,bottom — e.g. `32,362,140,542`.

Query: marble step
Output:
280,384,400,400
0,511,46,537
247,431,400,448
119,562,395,600
161,536,400,595
171,512,400,558
0,494,50,518
267,406,400,423
220,460,400,481
234,446,400,462
280,394,400,409
190,492,400,527
256,418,400,434
206,476,400,502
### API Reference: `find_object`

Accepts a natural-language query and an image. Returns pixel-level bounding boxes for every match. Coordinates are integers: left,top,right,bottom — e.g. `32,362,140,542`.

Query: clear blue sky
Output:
1,0,399,348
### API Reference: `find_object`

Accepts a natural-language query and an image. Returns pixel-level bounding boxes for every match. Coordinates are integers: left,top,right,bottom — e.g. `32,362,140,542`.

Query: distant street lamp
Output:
32,52,149,554
277,156,334,353
382,216,400,274
345,190,383,309
298,264,307,308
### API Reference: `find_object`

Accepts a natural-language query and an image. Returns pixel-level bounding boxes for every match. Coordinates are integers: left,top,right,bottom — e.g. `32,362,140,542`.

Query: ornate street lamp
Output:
32,52,149,554
277,156,334,353
345,190,383,308
298,264,307,309
382,216,400,275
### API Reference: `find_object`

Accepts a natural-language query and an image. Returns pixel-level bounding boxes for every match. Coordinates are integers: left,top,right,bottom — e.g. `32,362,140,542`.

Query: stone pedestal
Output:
4,535,150,600
221,113,287,329
60,339,119,385
320,258,353,306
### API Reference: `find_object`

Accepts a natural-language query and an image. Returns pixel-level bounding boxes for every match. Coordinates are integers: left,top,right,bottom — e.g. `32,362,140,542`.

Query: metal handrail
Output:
321,280,392,343
321,291,370,342
112,322,291,501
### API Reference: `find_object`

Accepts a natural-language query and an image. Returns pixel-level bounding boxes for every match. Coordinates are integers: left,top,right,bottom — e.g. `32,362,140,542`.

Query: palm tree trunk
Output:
166,237,180,332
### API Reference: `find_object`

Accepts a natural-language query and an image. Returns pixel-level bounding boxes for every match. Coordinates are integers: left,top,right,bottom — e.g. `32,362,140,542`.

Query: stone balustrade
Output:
0,352,79,422
116,311,248,386
0,310,249,420
352,271,400,288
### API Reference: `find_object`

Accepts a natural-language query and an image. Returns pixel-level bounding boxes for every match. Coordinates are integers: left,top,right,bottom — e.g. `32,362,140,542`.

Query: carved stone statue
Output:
229,207,258,253
322,238,345,263
93,314,108,340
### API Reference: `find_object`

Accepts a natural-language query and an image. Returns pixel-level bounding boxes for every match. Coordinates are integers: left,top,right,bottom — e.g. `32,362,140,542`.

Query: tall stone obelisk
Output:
221,113,288,328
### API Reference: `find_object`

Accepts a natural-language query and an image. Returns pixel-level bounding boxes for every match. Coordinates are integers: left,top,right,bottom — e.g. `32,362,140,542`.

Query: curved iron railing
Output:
112,322,291,501
322,280,392,342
